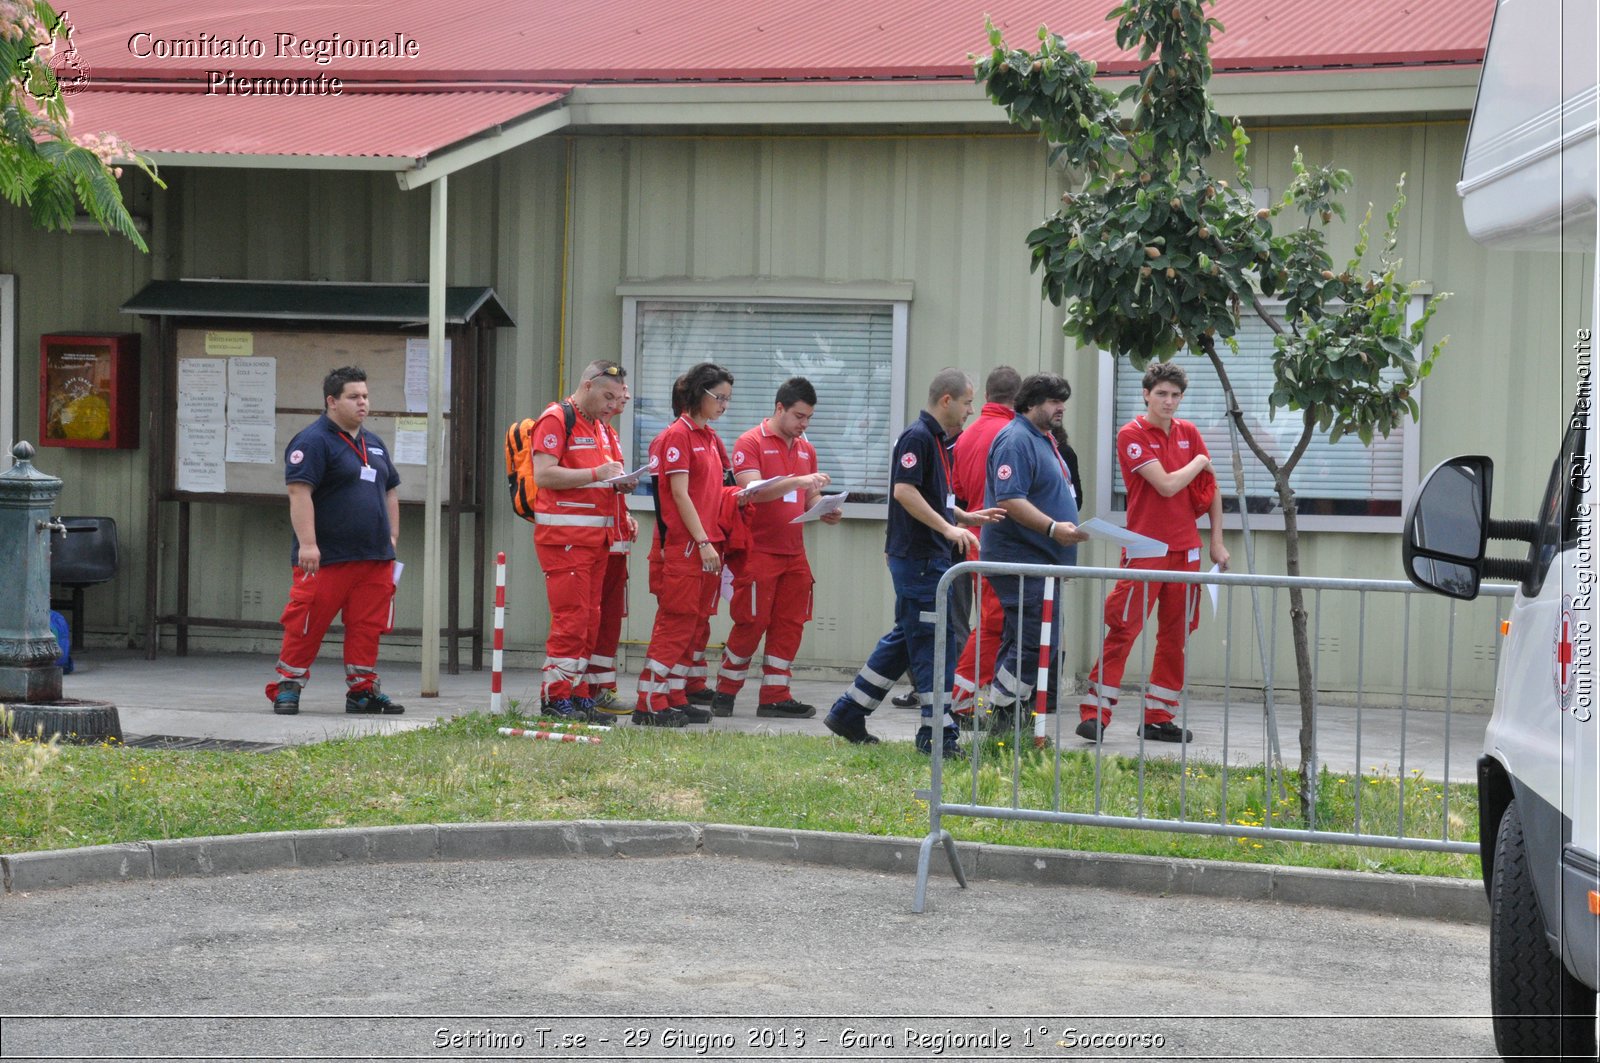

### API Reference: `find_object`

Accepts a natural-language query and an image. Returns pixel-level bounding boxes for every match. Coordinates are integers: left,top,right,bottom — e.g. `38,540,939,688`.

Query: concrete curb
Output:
0,821,1487,923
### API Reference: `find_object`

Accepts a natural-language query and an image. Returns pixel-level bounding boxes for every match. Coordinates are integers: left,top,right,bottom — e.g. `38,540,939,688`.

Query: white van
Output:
1403,0,1597,1058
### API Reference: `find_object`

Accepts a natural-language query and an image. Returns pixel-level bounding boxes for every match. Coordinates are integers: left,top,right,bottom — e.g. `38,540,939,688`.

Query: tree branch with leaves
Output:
2,0,162,250
975,0,1448,820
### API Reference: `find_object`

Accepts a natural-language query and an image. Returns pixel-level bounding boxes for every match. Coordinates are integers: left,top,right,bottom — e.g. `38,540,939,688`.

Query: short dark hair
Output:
927,367,973,406
775,376,817,408
985,365,1022,404
1141,362,1188,393
1014,372,1072,413
323,366,367,403
676,361,734,415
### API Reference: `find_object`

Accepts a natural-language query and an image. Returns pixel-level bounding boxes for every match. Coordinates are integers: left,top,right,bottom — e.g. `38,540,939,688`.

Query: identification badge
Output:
783,490,798,504
946,493,957,510
360,465,378,482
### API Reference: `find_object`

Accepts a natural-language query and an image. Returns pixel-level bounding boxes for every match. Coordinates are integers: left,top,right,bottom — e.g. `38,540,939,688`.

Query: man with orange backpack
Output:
524,361,629,718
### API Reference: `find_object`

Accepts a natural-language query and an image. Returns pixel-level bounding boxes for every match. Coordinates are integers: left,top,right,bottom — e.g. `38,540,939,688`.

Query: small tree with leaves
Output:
2,0,161,250
974,0,1448,820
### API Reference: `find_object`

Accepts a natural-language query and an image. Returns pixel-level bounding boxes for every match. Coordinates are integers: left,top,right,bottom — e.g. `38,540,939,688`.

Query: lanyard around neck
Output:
337,429,369,467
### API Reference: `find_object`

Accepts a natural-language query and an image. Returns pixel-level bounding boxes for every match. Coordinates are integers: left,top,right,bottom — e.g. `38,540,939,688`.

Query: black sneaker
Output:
540,698,585,720
678,702,713,724
1142,721,1193,743
915,726,966,760
891,690,920,708
632,707,688,728
346,689,404,714
709,692,737,717
824,709,880,744
756,699,816,719
272,680,301,716
685,689,715,706
1075,718,1106,742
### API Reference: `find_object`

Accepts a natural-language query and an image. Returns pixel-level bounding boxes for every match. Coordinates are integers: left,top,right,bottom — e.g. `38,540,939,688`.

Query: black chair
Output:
50,516,119,651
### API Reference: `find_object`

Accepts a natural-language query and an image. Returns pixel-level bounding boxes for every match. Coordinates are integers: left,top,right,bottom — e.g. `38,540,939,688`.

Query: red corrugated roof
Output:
50,0,1494,163
67,88,566,160
63,0,1494,83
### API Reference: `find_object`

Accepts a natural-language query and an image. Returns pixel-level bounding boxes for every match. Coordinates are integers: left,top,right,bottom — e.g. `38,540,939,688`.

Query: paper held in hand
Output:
790,493,847,524
600,462,651,485
735,476,783,501
1076,517,1168,559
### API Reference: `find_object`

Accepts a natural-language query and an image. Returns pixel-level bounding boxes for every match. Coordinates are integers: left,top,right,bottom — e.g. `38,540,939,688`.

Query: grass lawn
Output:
0,711,1481,879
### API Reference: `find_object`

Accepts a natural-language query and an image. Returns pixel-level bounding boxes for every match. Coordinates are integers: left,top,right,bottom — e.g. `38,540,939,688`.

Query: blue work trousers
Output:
837,554,960,728
988,573,1063,714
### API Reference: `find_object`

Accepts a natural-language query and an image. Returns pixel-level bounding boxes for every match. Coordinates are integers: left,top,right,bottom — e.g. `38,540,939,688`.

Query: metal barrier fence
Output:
912,560,1516,912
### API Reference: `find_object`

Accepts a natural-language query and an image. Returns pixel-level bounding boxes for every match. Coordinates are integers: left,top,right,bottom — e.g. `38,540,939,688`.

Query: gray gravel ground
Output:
0,852,1495,1062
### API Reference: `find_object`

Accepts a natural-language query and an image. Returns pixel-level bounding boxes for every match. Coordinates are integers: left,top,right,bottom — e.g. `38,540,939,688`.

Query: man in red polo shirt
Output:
711,377,841,718
530,361,627,719
947,365,1021,719
1078,361,1228,743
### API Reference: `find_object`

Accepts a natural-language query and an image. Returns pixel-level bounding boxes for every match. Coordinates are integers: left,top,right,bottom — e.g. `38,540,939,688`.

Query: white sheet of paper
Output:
404,337,452,413
720,562,735,602
601,462,652,485
226,358,276,423
1205,564,1222,616
392,417,429,465
392,561,405,586
175,422,226,492
176,358,226,423
790,492,846,524
224,422,276,464
1077,517,1168,559
736,476,783,500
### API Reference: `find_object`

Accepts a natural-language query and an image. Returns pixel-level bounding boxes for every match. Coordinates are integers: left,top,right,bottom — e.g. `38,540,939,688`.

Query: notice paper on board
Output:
1076,517,1168,559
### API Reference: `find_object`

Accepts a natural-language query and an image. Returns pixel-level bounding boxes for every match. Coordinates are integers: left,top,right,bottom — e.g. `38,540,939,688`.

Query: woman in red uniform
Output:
635,363,734,725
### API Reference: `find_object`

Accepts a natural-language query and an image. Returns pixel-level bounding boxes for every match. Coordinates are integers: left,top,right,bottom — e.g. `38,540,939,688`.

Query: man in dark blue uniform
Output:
265,365,404,716
981,373,1089,724
824,368,1005,758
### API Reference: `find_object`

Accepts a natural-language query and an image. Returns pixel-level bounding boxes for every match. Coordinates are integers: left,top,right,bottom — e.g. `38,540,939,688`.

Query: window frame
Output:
1092,294,1428,535
617,281,911,518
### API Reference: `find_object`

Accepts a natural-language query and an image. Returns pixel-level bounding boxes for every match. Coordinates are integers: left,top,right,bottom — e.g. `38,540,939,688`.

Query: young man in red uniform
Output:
267,366,404,716
582,377,638,717
530,361,628,718
946,365,1021,719
711,377,841,718
1078,362,1229,743
636,362,734,725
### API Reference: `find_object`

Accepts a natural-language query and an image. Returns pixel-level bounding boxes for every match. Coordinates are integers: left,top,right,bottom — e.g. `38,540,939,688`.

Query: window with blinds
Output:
628,299,901,503
1111,313,1408,518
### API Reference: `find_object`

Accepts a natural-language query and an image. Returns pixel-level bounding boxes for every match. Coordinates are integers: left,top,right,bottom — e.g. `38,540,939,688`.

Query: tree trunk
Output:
1277,478,1318,825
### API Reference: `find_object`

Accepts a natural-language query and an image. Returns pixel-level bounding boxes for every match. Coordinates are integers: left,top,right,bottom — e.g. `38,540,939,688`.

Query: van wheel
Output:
1489,801,1598,1061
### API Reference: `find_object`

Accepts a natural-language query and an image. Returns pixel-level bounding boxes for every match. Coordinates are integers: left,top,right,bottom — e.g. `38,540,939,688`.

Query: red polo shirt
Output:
1118,414,1209,551
653,415,731,545
732,419,818,556
952,402,1016,509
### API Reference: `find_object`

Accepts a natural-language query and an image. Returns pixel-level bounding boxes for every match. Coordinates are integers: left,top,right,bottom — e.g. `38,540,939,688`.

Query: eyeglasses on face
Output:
704,388,731,405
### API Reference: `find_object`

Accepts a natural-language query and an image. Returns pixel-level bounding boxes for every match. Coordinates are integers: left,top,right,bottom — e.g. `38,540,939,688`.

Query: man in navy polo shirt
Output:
265,366,404,716
824,368,1005,758
981,373,1090,725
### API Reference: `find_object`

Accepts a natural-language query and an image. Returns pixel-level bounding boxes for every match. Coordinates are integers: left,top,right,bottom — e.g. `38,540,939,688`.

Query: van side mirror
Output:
1403,456,1494,600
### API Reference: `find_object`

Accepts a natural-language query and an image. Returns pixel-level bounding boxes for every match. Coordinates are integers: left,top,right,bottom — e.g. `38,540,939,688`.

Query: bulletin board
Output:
122,279,513,673
166,327,454,503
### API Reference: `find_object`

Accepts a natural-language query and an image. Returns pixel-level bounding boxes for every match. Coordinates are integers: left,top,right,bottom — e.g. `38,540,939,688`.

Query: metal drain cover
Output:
120,734,288,753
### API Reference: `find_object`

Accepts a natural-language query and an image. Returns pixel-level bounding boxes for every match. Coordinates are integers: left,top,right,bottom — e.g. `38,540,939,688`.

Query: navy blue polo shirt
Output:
886,410,959,561
284,414,401,567
981,414,1080,567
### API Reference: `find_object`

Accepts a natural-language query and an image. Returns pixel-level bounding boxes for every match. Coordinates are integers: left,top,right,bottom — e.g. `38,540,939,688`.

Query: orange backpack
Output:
504,401,575,522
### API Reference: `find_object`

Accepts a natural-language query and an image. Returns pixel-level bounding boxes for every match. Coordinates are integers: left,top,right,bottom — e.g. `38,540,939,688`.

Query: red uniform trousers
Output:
583,551,630,692
950,573,1003,714
1080,549,1201,726
638,540,721,711
715,549,813,705
266,559,395,701
536,541,610,702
